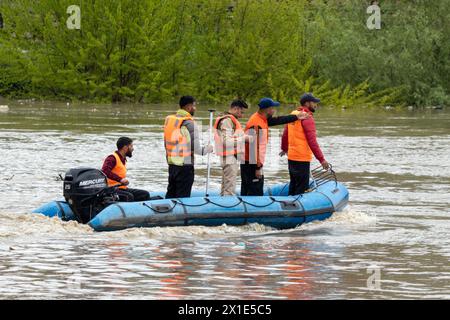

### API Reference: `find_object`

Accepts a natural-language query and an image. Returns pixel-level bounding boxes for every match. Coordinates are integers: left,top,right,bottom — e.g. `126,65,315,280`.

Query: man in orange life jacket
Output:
241,98,310,196
101,137,151,202
280,93,330,195
164,96,213,199
214,99,251,196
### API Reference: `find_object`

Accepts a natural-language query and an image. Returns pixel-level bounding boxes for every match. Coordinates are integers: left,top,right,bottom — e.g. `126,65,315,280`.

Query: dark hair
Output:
230,99,248,109
117,137,133,150
179,96,196,108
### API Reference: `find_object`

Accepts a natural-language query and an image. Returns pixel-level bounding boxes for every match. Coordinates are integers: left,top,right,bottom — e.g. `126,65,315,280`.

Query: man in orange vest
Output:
280,93,330,195
241,98,310,196
214,99,251,196
164,96,213,199
101,137,151,202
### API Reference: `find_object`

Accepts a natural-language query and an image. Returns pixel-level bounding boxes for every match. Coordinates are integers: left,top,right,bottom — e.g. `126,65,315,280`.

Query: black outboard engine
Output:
63,167,119,224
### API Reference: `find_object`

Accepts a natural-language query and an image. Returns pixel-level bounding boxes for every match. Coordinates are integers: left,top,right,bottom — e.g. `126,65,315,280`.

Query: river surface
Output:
0,100,449,299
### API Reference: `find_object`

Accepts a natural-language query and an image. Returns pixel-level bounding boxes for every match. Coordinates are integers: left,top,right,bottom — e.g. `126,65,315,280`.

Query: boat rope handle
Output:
174,199,209,207
142,188,307,214
206,198,243,209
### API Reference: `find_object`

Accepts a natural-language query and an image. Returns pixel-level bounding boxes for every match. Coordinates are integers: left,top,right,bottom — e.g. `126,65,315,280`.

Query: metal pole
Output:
206,109,215,196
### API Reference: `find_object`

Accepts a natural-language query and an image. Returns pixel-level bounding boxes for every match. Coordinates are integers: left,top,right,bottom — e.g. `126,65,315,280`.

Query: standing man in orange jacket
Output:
164,96,213,199
241,98,310,196
280,93,330,195
214,99,250,196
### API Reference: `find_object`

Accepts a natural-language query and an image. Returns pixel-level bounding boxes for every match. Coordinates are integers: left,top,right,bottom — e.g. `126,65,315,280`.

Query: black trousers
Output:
117,188,151,202
288,160,310,195
240,163,264,196
166,164,195,199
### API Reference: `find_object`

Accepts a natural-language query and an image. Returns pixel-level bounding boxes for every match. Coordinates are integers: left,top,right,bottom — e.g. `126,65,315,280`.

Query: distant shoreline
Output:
0,97,447,111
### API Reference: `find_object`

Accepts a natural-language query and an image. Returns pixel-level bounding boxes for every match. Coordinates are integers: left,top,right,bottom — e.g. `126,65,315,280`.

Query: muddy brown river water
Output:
0,101,449,299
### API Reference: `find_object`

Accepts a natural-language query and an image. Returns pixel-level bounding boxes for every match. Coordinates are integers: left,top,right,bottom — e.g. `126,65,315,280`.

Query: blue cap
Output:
258,97,280,109
300,93,320,105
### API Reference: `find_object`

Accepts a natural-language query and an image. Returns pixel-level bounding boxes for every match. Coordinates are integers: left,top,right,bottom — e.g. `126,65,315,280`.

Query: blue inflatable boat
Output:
33,180,349,232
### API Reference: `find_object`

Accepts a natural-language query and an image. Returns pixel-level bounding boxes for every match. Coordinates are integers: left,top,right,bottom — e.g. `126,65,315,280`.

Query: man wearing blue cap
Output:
241,98,310,196
281,93,330,195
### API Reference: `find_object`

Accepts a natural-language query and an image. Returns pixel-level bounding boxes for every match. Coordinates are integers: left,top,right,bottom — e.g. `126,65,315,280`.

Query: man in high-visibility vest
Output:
164,96,213,199
280,93,330,195
241,98,310,196
214,99,251,196
102,137,150,202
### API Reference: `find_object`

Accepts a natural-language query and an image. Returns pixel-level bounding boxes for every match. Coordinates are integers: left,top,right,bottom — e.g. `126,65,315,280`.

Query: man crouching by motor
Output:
101,137,150,202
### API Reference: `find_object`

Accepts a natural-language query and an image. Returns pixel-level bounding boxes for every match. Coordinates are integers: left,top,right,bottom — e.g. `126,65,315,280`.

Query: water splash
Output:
321,206,377,225
101,223,275,241
0,212,92,239
1,205,373,241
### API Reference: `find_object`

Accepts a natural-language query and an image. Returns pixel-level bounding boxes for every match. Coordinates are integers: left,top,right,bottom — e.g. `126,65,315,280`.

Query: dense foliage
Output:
0,0,448,106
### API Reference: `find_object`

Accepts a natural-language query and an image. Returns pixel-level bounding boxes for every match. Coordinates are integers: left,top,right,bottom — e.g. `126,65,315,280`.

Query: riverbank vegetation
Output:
0,0,448,107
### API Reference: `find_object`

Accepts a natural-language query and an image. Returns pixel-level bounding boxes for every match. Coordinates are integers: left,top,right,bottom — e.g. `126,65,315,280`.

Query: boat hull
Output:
32,182,349,231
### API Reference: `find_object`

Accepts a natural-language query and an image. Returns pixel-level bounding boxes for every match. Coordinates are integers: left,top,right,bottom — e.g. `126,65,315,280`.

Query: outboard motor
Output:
63,167,119,224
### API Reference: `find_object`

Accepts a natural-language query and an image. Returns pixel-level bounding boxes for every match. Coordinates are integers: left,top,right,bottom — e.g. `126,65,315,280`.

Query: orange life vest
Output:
287,107,313,162
244,112,269,166
163,113,193,165
107,152,128,189
213,114,243,156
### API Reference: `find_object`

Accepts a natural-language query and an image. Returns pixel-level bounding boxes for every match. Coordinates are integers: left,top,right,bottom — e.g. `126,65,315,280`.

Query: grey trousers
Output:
220,155,239,196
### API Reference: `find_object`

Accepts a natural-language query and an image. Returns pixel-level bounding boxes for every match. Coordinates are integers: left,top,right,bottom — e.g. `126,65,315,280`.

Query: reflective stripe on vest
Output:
164,114,193,165
213,114,243,156
244,112,269,166
107,152,128,189
287,109,313,162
